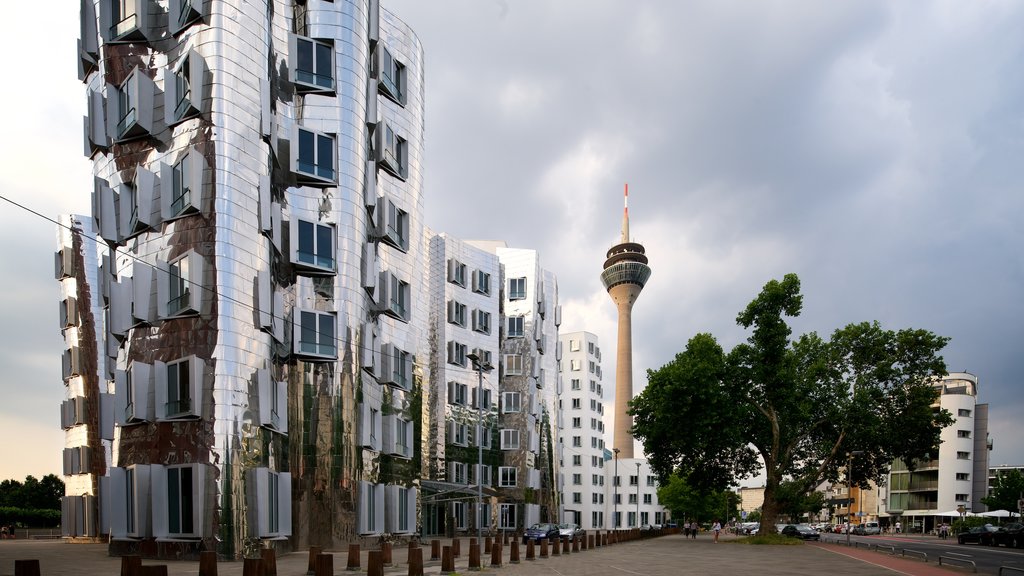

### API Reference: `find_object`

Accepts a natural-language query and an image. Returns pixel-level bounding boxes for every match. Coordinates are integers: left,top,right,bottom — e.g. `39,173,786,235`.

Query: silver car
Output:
558,523,585,539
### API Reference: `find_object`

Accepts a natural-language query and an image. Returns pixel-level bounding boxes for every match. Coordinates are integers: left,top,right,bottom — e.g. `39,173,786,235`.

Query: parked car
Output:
991,522,1024,548
957,525,998,546
665,522,678,528
523,523,560,544
853,522,881,535
558,523,585,539
779,524,820,541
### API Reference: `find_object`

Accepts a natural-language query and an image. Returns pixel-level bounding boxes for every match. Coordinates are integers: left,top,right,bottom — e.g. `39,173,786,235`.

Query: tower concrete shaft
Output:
600,184,651,459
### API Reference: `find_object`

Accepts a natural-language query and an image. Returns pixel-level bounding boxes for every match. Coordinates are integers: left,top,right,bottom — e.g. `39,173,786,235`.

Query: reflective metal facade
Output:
71,0,426,558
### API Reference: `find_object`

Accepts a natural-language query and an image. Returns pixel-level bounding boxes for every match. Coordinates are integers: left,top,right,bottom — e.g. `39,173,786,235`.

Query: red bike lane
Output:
810,542,962,576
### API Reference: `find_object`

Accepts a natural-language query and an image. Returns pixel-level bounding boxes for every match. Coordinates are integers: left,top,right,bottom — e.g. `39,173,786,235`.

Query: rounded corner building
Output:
66,0,427,559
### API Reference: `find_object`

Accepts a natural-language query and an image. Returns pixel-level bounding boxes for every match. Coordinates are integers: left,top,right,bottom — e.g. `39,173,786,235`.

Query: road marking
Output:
945,552,973,558
814,545,918,576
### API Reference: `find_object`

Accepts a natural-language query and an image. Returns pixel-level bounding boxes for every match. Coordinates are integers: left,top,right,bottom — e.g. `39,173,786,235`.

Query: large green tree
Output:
982,469,1024,514
630,274,953,533
656,474,738,524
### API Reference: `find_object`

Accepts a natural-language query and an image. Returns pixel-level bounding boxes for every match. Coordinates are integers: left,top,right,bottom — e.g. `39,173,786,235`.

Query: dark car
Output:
558,523,585,539
991,522,1024,548
957,524,998,545
523,523,560,544
780,524,820,541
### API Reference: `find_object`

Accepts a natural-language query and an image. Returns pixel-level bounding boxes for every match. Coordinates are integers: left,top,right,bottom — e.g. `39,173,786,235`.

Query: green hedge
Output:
0,506,62,528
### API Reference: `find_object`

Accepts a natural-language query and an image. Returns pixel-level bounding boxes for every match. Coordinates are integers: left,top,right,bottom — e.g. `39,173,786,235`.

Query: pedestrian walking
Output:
712,521,722,543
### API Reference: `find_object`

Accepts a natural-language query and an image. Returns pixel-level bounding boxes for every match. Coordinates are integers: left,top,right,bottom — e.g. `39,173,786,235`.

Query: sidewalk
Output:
1,532,965,576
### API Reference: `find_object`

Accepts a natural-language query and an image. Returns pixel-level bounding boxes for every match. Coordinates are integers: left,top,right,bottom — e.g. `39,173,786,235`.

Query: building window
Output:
451,424,468,447
499,466,517,487
628,494,637,505
507,316,525,338
250,469,291,537
162,251,203,318
296,310,336,359
447,341,468,366
957,451,970,460
647,476,656,487
377,271,411,321
643,494,652,505
292,219,335,272
447,260,466,286
572,492,582,504
161,150,204,220
508,277,527,300
451,501,467,530
500,429,520,450
167,51,203,124
156,356,203,420
571,398,581,409
295,127,336,184
955,493,969,502
448,382,468,406
570,360,582,371
293,36,335,92
572,455,581,466
572,436,581,447
169,0,201,33
376,43,406,105
376,120,408,180
956,473,970,481
359,482,385,535
958,409,972,418
504,354,523,376
571,379,581,390
472,270,491,295
572,417,581,429
379,197,409,251
957,430,971,439
448,301,467,326
159,463,206,537
472,309,491,334
381,344,413,390
502,392,521,413
629,475,638,486
572,474,582,485
569,339,580,351
499,504,517,530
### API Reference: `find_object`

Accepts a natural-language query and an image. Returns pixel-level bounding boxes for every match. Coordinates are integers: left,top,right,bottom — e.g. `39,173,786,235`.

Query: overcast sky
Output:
0,1,1021,484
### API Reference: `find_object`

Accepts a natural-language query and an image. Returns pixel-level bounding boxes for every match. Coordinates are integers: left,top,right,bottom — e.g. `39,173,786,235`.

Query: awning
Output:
419,480,501,503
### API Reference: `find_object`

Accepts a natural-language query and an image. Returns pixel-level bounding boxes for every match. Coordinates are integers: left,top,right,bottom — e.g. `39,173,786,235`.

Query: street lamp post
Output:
846,450,864,545
613,448,620,530
635,462,641,528
467,353,493,549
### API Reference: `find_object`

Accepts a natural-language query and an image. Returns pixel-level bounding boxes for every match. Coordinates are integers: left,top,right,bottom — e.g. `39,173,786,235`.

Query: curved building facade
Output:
69,0,426,558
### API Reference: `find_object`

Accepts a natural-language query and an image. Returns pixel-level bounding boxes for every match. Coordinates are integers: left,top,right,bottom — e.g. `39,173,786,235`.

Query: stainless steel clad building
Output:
70,0,427,558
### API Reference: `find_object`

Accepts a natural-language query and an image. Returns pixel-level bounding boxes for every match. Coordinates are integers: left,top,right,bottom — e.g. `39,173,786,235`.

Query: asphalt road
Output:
820,532,1024,575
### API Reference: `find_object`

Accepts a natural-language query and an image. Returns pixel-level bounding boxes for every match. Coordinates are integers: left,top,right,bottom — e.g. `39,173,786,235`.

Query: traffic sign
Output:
741,511,748,519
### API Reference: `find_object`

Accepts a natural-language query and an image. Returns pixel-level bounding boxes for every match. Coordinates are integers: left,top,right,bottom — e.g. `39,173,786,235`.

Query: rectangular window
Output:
472,309,491,334
384,345,412,390
452,501,467,530
572,417,581,429
167,51,203,124
571,398,581,409
569,339,580,351
572,474,582,485
955,493,969,502
447,260,466,286
376,43,406,105
499,503,516,530
570,360,581,371
167,254,190,316
508,277,527,300
448,382,468,406
170,153,195,216
502,392,521,413
958,409,972,417
453,424,468,447
296,127,336,184
956,473,970,481
376,120,408,179
447,301,467,326
572,455,581,466
573,492,582,504
166,465,196,535
297,310,336,358
507,316,525,338
647,476,656,487
447,341,468,366
499,466,517,487
165,358,192,417
957,451,970,460
500,429,520,450
957,430,971,439
295,220,335,272
629,475,638,486
572,436,581,447
377,271,411,321
504,354,523,376
294,36,335,92
155,356,203,421
571,379,581,390
472,270,491,295
628,494,637,505
643,494,652,505
384,199,409,251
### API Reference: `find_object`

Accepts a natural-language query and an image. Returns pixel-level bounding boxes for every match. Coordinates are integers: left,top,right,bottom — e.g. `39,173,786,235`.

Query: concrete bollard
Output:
452,538,461,558
314,553,333,576
241,558,263,576
431,540,441,561
589,533,596,548
526,539,535,560
199,550,218,576
441,546,454,574
262,548,277,576
381,542,393,567
468,539,481,571
540,538,549,558
485,536,492,554
551,538,561,556
406,545,424,576
346,544,361,571
490,541,502,567
562,537,570,554
13,560,41,576
306,546,322,575
572,536,580,552
367,550,383,576
121,554,142,576
510,539,520,564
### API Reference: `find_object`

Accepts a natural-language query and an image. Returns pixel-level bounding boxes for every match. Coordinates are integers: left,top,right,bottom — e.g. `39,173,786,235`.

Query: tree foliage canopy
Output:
656,474,739,524
982,469,1024,513
0,475,64,510
630,274,953,530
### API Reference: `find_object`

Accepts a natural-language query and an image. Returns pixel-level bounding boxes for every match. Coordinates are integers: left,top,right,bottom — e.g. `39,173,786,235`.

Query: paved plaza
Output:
1,533,963,576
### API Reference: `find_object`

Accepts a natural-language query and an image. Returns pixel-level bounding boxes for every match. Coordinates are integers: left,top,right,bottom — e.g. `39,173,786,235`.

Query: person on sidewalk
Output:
712,521,722,543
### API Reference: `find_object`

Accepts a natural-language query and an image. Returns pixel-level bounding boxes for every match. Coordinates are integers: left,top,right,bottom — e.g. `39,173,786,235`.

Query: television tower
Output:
600,184,651,458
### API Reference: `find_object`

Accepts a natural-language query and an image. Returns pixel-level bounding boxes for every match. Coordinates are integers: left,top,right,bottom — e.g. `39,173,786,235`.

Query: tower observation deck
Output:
601,184,651,458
